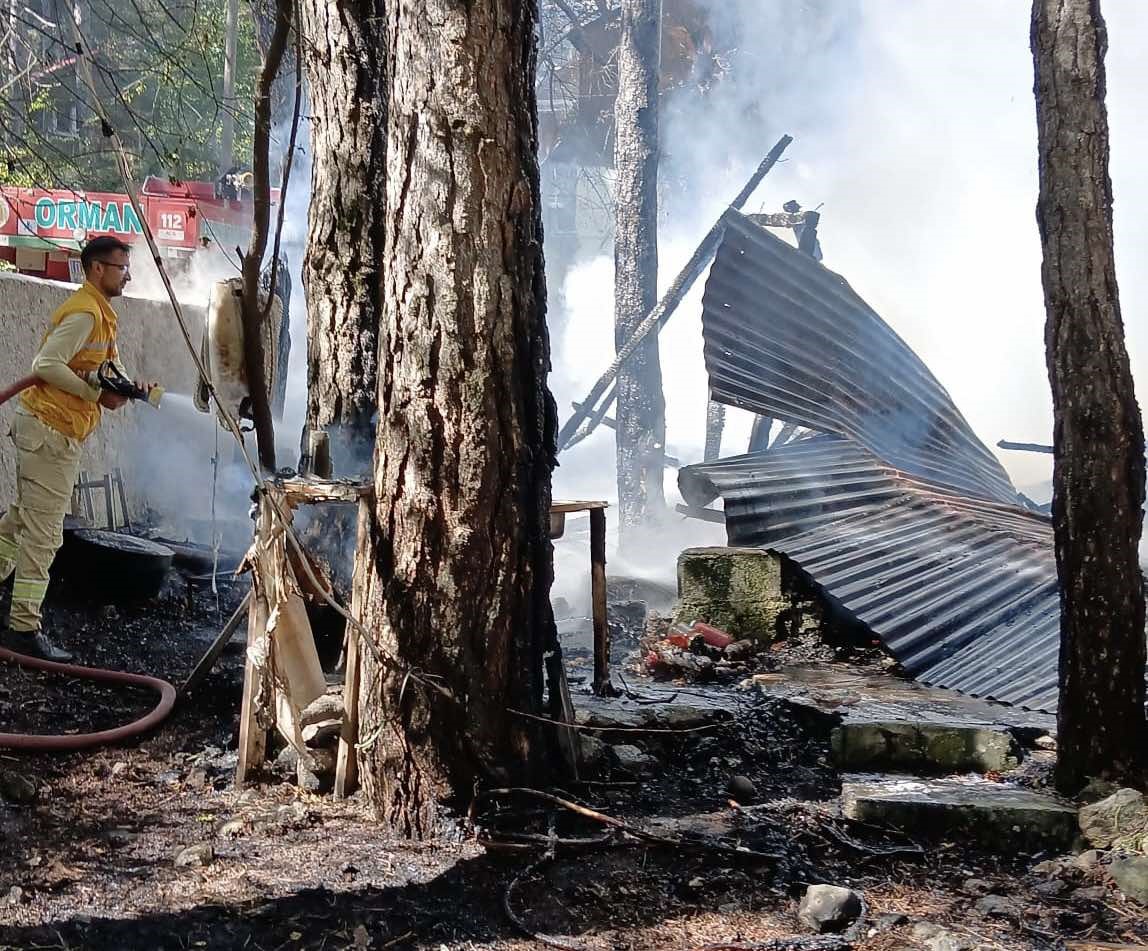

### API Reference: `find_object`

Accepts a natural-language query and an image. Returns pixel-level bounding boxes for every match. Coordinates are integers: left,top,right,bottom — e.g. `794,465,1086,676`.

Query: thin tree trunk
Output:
358,0,557,837
1032,0,1148,793
299,0,386,476
220,0,239,172
613,0,665,544
240,0,293,472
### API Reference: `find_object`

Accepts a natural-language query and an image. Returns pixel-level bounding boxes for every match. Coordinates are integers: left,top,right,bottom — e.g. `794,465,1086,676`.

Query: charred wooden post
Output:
589,506,612,696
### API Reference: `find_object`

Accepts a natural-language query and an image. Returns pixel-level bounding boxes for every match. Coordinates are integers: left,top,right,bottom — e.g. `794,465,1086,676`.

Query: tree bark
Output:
613,0,665,544
299,0,386,475
358,0,558,837
1032,0,1148,793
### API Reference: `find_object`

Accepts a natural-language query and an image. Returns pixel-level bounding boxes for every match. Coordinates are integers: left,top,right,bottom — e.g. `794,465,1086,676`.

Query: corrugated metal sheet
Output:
682,211,1062,711
702,210,1021,507
681,437,1060,711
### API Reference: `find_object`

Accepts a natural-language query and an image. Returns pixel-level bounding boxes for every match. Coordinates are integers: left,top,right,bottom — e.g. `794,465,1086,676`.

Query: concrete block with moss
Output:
831,721,1021,773
675,547,815,642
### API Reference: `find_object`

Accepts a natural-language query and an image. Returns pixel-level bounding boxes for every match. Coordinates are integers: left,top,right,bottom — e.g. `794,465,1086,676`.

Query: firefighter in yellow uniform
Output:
0,236,144,662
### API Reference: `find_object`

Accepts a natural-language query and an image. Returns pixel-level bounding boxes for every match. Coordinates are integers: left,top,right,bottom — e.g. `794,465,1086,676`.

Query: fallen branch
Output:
509,707,730,734
480,787,783,863
503,826,589,951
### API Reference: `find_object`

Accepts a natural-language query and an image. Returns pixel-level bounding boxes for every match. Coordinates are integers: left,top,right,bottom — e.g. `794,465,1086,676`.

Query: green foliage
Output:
1,0,262,192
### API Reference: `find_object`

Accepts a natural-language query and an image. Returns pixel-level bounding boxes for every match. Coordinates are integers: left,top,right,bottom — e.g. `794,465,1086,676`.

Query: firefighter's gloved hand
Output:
99,390,129,410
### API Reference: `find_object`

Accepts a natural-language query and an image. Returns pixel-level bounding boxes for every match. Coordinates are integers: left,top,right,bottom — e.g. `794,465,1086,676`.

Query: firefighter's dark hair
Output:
80,236,132,273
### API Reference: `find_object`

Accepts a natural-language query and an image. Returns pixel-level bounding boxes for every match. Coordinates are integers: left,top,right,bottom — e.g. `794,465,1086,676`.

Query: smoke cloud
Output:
546,0,1148,599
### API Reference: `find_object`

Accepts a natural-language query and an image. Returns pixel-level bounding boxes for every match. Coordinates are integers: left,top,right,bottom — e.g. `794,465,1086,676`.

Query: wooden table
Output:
551,500,612,696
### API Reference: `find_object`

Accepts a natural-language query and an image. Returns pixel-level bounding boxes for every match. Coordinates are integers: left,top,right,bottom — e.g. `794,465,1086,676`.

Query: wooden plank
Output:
675,503,725,524
102,474,115,530
589,506,613,696
546,650,580,780
114,467,132,532
335,495,372,799
551,500,609,514
179,591,252,699
279,478,371,507
235,586,269,787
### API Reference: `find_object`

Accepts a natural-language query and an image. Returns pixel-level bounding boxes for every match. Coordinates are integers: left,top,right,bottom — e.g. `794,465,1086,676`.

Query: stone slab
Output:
747,665,1055,740
841,774,1077,852
831,720,1021,773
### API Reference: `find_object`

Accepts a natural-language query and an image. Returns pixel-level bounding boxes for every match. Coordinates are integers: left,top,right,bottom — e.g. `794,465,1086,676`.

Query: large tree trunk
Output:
613,0,665,544
1032,0,1148,793
358,0,557,837
299,0,386,475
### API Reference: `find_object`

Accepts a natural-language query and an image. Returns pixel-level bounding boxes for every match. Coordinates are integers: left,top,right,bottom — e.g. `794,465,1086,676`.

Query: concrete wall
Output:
0,272,203,518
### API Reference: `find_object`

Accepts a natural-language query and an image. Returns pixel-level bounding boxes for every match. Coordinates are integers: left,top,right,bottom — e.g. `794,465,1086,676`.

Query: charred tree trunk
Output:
1032,0,1148,792
613,0,665,543
358,0,557,836
300,0,386,475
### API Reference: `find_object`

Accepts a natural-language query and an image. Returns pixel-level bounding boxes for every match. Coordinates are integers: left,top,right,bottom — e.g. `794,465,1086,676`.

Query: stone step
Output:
830,720,1021,773
841,774,1077,852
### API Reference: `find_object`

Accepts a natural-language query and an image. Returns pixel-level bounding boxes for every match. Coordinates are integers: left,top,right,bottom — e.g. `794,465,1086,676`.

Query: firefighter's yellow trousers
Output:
0,409,83,632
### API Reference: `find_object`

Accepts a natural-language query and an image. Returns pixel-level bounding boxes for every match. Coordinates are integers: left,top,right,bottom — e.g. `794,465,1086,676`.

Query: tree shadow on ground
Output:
0,851,555,950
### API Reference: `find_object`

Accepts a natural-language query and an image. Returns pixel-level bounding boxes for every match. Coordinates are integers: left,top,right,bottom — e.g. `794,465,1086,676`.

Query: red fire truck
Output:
0,176,278,283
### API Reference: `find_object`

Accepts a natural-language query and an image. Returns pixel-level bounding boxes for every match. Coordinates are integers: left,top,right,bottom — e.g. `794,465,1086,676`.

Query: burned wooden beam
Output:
998,440,1054,455
557,135,794,451
569,401,681,467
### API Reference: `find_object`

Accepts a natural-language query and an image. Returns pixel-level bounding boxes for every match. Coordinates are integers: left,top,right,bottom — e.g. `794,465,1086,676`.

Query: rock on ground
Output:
911,922,976,951
0,770,37,805
610,744,659,778
1079,788,1148,850
797,884,862,933
1110,854,1148,906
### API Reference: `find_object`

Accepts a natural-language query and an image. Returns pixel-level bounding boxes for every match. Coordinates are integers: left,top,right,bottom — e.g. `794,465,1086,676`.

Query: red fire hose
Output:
0,375,178,752
0,375,36,405
0,647,176,751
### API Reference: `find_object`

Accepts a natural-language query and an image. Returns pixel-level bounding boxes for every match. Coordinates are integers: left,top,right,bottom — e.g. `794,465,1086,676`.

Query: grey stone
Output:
4,885,24,906
1033,734,1056,751
873,912,909,931
302,720,343,746
610,745,658,778
676,547,794,642
797,884,862,933
1074,849,1105,870
1109,854,1148,906
1079,788,1148,850
185,767,208,789
217,818,249,839
910,922,975,951
577,735,610,773
841,775,1078,852
174,843,215,868
1071,885,1109,903
1079,778,1121,804
726,775,757,804
1033,879,1069,899
0,770,37,804
830,721,1020,773
960,878,992,896
973,895,1017,920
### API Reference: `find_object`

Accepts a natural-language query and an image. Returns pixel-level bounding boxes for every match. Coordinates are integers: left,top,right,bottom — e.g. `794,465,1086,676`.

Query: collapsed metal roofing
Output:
680,210,1063,711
